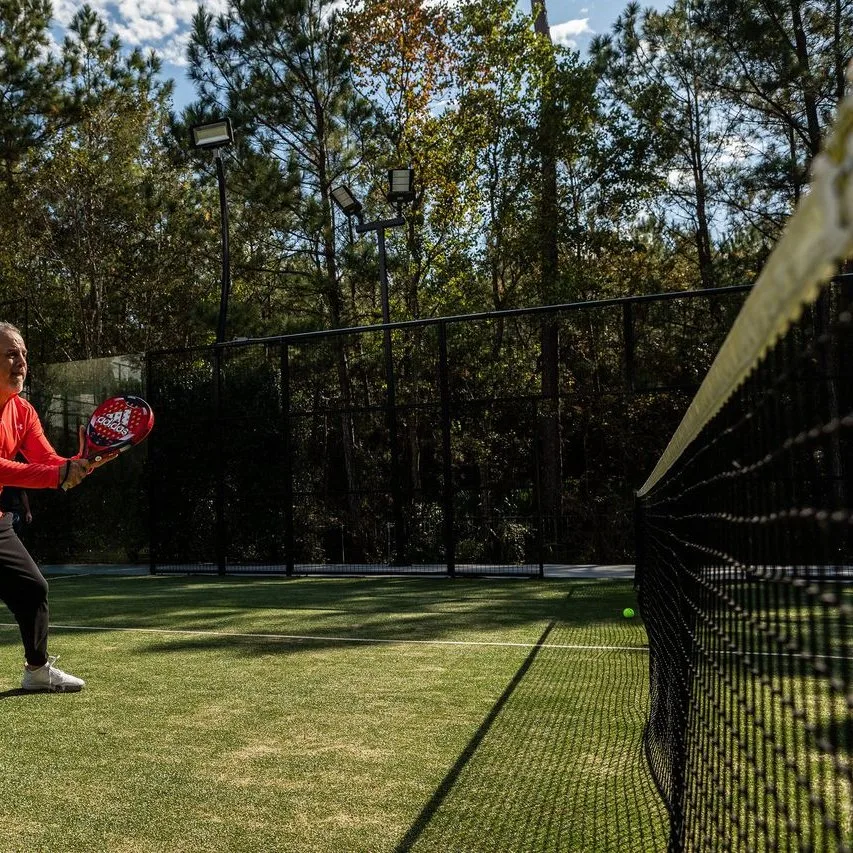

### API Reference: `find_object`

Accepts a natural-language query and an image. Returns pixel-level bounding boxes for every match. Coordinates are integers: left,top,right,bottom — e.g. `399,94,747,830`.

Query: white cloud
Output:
53,0,228,67
550,18,592,48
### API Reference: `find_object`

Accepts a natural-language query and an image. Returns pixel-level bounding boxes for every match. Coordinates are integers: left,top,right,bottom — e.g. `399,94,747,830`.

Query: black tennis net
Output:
635,90,853,851
635,278,852,851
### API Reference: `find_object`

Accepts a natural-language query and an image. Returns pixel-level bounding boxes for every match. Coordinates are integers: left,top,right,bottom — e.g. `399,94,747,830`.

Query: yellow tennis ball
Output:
623,607,635,618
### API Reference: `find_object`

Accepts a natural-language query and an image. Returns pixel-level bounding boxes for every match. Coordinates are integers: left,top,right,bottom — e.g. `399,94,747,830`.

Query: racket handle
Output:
59,462,72,492
88,445,130,463
61,443,131,489
58,456,100,491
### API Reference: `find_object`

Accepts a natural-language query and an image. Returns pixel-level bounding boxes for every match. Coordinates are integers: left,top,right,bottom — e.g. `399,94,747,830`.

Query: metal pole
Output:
215,149,231,345
353,215,406,565
623,301,635,392
281,344,295,575
213,150,231,574
438,322,455,576
533,421,544,578
146,352,157,575
377,225,391,325
214,346,227,574
376,225,406,565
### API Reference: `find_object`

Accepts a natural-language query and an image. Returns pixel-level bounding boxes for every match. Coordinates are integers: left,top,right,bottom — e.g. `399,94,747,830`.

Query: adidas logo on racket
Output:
61,395,155,491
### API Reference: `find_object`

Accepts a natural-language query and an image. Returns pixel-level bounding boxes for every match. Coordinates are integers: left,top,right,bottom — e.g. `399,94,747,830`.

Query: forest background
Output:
0,0,850,566
0,0,849,361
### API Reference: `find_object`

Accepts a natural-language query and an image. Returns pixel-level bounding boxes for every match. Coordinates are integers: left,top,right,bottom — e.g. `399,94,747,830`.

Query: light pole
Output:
331,169,415,565
190,118,234,574
190,118,234,344
331,168,414,326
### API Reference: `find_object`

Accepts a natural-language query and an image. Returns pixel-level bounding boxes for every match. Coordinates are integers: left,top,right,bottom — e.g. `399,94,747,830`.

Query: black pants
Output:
0,513,48,666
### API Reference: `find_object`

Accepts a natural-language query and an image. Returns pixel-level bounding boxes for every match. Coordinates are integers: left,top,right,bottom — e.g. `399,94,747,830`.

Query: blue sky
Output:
52,0,668,110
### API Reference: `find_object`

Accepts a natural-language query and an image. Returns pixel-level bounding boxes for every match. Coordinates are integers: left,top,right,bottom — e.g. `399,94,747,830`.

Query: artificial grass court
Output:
0,575,668,853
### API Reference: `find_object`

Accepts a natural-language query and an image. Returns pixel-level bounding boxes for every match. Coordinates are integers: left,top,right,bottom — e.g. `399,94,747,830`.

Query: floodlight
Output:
330,185,364,218
190,118,234,150
387,168,415,205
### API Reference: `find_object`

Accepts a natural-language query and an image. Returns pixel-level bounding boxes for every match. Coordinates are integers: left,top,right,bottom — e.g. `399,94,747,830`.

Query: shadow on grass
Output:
0,688,31,699
0,689,82,699
31,575,643,659
396,621,556,852
394,620,669,853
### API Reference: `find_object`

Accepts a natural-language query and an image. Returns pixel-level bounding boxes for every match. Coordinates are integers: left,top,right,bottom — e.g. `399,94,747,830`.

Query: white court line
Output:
0,622,649,653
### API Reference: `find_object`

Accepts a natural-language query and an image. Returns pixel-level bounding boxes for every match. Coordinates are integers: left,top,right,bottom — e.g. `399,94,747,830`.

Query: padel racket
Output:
61,395,154,491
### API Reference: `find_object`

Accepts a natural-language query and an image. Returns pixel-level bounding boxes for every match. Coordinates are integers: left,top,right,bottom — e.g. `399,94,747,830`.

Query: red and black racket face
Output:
84,395,154,460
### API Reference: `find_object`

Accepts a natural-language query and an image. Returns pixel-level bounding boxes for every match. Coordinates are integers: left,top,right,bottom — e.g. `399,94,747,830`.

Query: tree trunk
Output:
789,0,823,157
688,97,715,289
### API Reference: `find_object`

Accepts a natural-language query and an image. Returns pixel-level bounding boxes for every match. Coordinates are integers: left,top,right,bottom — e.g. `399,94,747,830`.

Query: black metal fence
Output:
146,286,750,575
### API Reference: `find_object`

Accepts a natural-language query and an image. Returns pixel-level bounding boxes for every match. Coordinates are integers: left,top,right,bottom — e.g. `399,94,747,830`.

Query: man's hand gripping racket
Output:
61,395,154,491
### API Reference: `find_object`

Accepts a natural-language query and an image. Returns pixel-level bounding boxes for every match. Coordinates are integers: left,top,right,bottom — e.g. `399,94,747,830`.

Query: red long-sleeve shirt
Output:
0,394,67,493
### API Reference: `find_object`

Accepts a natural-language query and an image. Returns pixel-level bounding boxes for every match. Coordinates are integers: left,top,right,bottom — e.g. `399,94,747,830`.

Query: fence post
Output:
623,301,636,392
281,344,295,576
146,352,157,575
438,322,455,577
533,420,545,578
214,346,227,575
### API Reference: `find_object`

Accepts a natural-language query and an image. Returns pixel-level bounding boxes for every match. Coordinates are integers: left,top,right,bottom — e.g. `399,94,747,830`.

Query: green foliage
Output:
0,5,216,359
687,0,852,250
0,0,842,354
0,0,62,176
186,0,375,334
592,0,852,288
0,0,845,576
592,0,730,288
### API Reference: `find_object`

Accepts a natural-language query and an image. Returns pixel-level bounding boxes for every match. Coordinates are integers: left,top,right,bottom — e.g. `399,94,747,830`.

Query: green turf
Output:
0,576,668,852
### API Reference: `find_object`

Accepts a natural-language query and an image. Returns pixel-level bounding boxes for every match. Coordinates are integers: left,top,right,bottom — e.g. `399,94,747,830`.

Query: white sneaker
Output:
21,656,85,693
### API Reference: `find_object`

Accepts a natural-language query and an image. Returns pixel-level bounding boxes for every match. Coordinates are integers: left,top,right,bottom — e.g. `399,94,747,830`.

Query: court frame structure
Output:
142,283,781,577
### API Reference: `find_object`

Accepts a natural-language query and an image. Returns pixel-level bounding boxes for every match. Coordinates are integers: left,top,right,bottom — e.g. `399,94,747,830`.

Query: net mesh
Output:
637,285,852,851
635,82,853,852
